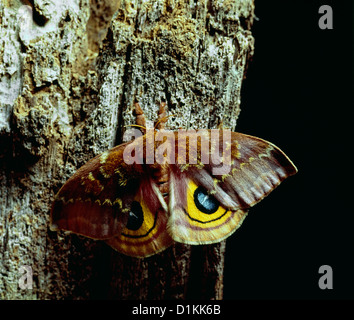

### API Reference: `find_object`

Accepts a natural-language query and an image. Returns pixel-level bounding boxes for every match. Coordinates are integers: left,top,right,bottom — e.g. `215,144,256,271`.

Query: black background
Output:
223,1,354,299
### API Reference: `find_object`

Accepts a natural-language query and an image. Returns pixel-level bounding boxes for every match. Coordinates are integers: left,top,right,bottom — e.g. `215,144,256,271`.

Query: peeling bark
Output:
0,0,254,299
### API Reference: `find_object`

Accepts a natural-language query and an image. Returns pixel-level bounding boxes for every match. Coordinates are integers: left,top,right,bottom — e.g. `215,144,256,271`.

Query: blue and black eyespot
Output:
126,201,144,231
194,187,220,214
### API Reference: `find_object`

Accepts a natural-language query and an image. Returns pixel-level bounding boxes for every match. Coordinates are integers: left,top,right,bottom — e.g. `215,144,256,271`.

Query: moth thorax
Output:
152,165,169,194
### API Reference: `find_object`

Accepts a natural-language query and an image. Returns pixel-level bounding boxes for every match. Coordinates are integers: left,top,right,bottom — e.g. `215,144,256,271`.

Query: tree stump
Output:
0,0,254,299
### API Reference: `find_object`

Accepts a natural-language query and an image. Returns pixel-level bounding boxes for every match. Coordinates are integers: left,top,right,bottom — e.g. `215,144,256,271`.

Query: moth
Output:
50,102,297,258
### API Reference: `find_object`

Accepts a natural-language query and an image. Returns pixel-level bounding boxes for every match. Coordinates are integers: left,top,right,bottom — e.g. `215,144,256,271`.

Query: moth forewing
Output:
50,146,132,240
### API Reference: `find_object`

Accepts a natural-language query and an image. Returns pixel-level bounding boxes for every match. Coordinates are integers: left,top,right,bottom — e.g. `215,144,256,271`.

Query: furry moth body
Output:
50,103,297,258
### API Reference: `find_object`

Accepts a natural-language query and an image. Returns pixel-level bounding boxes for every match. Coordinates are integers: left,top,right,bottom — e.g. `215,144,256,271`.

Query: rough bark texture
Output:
0,0,254,299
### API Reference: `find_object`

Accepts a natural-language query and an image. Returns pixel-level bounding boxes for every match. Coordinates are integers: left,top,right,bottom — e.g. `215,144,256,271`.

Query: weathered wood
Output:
0,0,254,299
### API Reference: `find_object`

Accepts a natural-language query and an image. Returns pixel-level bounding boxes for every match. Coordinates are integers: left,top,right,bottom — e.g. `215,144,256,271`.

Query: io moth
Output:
50,103,297,258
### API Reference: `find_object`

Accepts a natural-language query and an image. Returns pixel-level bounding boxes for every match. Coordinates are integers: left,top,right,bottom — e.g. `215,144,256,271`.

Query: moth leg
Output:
156,102,167,130
134,102,146,129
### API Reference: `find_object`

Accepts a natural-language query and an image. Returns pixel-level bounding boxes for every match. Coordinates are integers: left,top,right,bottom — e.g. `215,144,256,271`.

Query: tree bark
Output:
0,0,254,299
